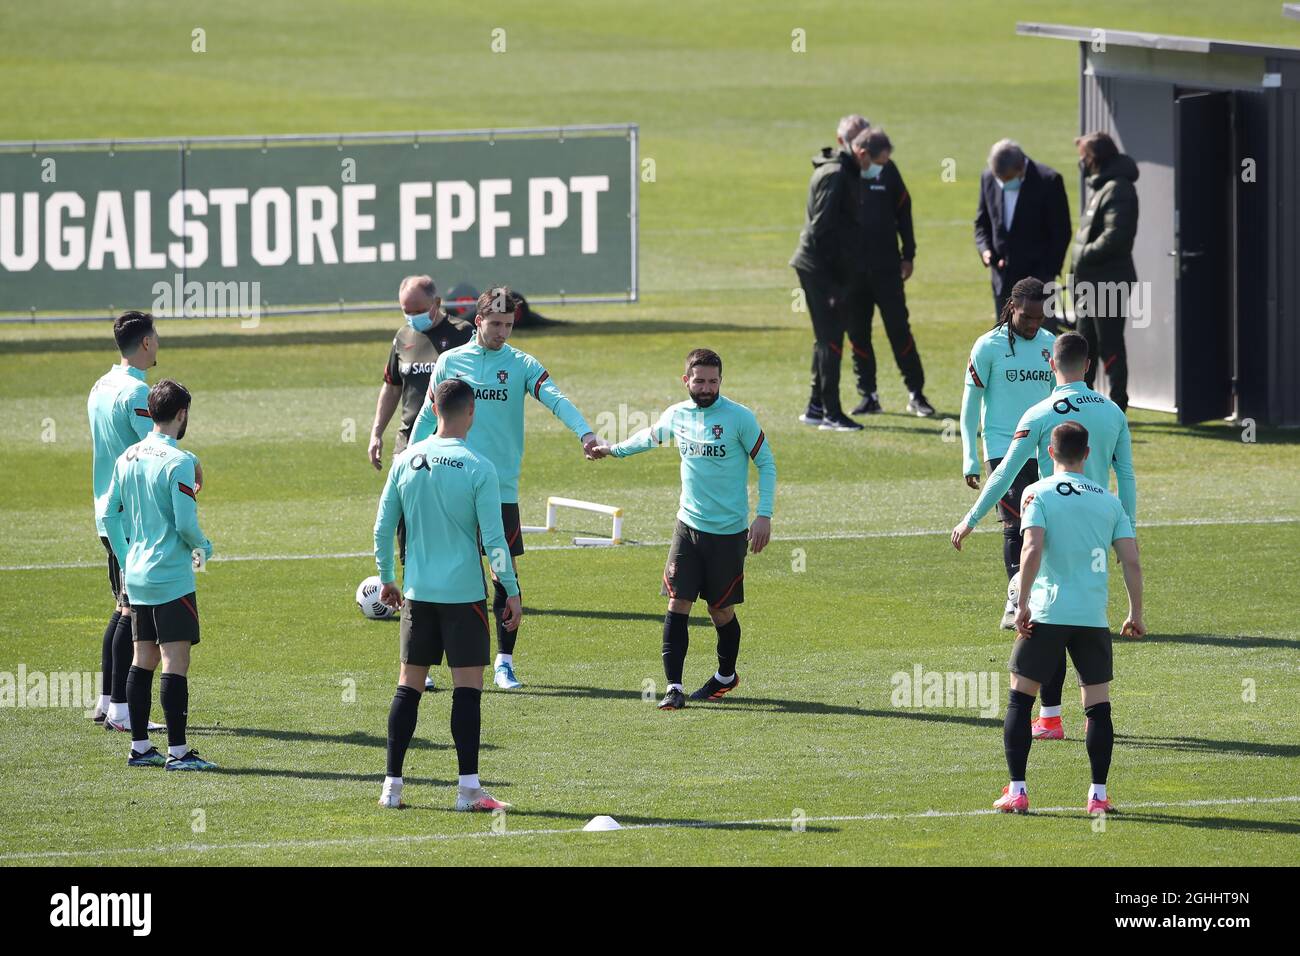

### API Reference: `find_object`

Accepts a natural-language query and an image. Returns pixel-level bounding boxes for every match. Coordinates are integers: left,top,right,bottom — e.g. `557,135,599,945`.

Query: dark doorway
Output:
1174,90,1234,424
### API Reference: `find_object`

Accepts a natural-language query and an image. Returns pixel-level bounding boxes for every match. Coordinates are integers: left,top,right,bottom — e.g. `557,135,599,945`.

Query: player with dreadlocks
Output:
958,277,1056,628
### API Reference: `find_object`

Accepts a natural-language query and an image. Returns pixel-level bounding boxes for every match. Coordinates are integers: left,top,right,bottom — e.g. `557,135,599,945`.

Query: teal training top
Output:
408,339,592,504
1020,471,1135,628
610,395,776,535
963,380,1136,529
102,432,213,606
374,435,520,603
87,365,153,535
960,325,1056,475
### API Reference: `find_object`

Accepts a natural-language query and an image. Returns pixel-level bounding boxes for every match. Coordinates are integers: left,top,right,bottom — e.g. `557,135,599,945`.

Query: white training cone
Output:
583,815,622,831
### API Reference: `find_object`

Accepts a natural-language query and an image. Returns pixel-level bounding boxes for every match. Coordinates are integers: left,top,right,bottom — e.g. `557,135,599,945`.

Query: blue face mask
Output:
998,175,1023,192
861,163,883,180
404,310,434,333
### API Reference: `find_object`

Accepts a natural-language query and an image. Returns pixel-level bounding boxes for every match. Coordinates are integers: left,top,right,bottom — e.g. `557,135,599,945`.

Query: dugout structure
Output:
1020,19,1300,426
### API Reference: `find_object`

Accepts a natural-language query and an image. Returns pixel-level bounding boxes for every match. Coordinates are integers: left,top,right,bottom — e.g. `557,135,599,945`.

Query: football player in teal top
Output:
102,380,216,772
591,349,777,710
86,311,164,733
992,421,1143,816
953,331,1137,739
958,278,1055,629
410,287,599,691
374,379,520,813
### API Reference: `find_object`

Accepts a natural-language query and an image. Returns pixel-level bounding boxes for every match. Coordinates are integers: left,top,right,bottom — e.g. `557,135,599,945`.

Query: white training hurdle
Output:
520,496,624,546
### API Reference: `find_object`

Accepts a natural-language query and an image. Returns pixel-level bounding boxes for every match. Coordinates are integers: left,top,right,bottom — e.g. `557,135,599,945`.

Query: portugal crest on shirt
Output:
711,424,724,439
497,369,509,384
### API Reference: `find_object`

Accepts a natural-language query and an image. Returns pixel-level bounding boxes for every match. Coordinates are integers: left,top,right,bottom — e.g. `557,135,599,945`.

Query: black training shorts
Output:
660,519,748,609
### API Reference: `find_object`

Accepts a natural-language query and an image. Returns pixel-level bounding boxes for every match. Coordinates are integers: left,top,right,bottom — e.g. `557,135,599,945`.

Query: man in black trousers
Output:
974,139,1072,325
838,128,933,418
794,114,878,427
790,114,868,431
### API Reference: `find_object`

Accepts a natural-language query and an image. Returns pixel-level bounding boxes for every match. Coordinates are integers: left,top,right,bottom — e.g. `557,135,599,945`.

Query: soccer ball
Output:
1006,572,1020,605
356,575,395,620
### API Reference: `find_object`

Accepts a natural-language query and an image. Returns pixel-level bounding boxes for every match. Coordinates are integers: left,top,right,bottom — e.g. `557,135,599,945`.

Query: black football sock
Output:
1084,701,1114,785
1003,526,1023,580
100,610,122,700
662,611,690,686
1004,689,1035,782
492,579,517,656
159,672,189,749
450,686,482,777
1040,654,1067,709
714,616,741,679
125,665,154,745
110,614,134,703
385,684,422,777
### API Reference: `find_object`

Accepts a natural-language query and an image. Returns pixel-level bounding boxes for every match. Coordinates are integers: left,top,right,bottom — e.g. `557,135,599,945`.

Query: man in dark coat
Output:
974,139,1072,322
1070,132,1139,411
790,114,870,430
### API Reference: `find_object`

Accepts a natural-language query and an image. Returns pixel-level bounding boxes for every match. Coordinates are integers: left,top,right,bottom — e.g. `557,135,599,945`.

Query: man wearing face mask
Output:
974,140,1072,325
839,128,934,418
371,276,475,477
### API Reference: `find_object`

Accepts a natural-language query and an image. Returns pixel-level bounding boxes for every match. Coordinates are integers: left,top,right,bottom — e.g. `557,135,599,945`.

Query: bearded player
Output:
590,349,776,710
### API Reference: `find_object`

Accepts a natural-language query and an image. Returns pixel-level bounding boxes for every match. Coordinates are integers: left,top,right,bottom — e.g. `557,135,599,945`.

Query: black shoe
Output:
658,687,687,710
851,394,883,415
818,412,864,432
798,403,825,426
689,673,741,701
906,392,936,417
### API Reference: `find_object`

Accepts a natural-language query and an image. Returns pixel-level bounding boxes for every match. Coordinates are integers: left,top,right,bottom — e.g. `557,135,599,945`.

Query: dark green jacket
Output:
789,147,852,275
1070,154,1139,284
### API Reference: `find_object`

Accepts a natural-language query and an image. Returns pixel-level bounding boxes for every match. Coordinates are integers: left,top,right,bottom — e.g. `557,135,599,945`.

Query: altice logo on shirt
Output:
49,886,152,936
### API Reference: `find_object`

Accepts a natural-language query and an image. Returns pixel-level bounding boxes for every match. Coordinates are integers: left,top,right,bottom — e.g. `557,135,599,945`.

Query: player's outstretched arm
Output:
172,457,213,559
102,465,129,568
608,407,674,460
960,413,1036,537
526,362,597,456
373,461,403,595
